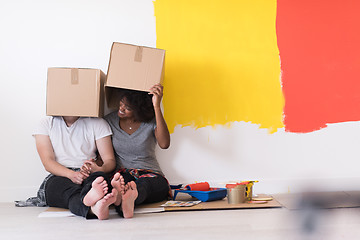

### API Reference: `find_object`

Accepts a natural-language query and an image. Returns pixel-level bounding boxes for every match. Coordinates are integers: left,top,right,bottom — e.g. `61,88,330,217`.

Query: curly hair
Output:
116,88,155,122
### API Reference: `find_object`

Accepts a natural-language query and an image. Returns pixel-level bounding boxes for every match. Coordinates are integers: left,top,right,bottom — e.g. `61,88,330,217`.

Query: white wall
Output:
1,0,360,202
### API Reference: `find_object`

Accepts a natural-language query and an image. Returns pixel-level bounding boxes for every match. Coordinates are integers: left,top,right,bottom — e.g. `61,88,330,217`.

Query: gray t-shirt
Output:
104,111,163,175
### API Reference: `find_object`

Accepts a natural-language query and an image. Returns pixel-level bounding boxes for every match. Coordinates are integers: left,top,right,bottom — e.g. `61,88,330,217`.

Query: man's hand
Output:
80,159,101,175
69,171,88,185
80,161,91,177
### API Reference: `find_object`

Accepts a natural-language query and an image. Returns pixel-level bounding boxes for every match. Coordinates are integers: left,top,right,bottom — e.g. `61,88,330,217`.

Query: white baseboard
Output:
208,177,360,195
253,177,360,195
3,186,39,203
3,177,360,203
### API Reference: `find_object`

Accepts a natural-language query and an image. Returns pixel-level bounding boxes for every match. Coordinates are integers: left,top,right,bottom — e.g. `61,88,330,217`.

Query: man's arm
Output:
86,135,116,174
35,135,88,184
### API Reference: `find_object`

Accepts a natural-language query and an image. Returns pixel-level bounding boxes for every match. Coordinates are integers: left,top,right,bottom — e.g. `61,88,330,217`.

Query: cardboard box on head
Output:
105,42,165,109
46,68,106,117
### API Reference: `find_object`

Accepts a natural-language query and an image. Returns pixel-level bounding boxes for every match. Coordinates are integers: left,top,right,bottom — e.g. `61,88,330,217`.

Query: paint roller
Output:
184,182,210,191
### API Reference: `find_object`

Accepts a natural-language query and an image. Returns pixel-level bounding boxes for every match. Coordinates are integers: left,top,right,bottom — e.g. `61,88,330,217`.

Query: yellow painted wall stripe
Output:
154,0,284,133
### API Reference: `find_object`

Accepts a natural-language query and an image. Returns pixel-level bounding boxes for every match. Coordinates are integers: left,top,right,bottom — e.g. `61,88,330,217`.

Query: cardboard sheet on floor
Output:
39,207,164,218
138,194,282,211
39,194,281,217
273,191,360,210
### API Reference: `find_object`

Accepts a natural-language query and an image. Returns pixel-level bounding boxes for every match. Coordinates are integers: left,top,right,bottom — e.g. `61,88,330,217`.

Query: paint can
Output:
241,181,258,201
226,183,246,204
245,183,253,201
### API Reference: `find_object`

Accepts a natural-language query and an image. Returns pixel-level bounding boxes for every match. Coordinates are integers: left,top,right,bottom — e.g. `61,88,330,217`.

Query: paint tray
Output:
173,188,227,202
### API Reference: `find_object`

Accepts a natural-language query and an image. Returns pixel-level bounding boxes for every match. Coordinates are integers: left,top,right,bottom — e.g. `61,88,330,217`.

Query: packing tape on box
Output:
134,46,143,62
71,68,79,85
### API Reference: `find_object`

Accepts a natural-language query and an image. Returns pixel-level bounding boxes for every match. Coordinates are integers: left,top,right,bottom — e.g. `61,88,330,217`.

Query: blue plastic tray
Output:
173,188,227,202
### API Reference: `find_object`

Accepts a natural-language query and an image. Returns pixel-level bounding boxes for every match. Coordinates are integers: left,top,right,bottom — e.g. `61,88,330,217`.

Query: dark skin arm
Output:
149,84,170,149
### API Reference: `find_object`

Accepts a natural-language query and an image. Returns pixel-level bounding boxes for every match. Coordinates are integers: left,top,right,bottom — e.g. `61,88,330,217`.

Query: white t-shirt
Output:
33,116,112,169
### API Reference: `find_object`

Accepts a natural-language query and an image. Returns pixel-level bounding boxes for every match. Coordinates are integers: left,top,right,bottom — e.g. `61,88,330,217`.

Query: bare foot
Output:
121,181,138,219
90,188,118,220
83,177,108,206
111,172,125,206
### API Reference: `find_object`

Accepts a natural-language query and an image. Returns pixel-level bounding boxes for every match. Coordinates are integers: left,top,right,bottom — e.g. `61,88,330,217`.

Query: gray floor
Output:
1,202,360,240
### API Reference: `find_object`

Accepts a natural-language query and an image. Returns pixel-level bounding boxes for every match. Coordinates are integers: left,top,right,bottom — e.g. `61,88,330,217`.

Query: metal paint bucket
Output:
226,184,246,204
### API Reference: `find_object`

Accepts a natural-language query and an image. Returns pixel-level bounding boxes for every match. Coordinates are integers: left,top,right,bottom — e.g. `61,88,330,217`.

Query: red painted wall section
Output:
277,0,360,133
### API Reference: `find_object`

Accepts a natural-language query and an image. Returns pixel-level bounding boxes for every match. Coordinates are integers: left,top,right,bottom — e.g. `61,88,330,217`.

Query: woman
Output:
33,116,118,219
104,84,171,218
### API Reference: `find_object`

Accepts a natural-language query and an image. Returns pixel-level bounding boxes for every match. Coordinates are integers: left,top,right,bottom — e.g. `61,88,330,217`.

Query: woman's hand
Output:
149,84,163,109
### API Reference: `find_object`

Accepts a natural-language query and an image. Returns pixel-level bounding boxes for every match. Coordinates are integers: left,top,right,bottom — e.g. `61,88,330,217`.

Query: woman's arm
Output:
88,135,116,173
35,135,88,184
150,84,170,149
